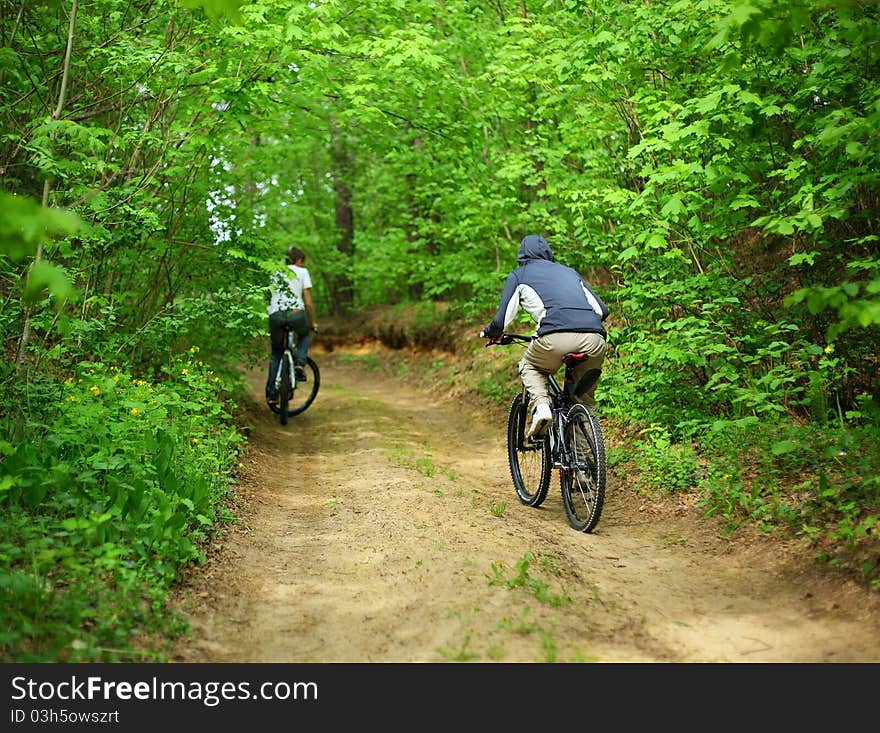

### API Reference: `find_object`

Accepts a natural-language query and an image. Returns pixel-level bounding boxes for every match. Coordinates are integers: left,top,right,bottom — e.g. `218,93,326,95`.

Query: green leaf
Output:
660,196,686,219
22,259,76,306
771,440,798,456
788,252,817,267
0,193,81,261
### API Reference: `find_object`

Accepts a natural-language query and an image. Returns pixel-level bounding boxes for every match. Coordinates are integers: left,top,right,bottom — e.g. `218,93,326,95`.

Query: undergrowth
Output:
0,347,246,661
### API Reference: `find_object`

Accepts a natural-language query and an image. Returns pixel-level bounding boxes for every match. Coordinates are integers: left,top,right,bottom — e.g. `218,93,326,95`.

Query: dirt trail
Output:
170,347,880,663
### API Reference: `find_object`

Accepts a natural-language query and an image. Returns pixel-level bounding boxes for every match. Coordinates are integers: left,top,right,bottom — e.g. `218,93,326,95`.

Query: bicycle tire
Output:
278,355,291,425
283,356,320,417
560,403,606,533
507,391,551,507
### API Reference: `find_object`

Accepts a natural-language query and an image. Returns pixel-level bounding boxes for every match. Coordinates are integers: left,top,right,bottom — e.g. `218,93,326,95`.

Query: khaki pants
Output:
519,332,606,410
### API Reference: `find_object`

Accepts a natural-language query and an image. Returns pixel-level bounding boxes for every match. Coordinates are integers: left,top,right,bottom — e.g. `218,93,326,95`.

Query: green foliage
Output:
786,269,880,341
177,0,245,21
633,425,701,494
0,350,244,661
689,415,880,584
0,193,82,262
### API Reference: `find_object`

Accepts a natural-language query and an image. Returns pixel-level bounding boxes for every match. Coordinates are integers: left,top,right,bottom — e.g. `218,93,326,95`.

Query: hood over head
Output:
517,234,555,265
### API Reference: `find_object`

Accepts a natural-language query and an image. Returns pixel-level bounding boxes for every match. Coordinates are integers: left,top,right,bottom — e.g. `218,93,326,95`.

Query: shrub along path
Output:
168,343,880,662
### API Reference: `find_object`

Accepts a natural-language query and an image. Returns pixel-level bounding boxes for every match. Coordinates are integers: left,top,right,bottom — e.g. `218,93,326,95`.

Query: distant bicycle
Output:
484,332,606,533
268,324,320,425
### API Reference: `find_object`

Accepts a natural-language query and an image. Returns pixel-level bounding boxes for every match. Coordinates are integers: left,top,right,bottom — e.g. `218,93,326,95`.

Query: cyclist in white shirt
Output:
265,247,318,404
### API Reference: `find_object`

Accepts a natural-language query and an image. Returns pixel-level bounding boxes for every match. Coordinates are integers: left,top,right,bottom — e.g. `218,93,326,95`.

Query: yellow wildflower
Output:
64,377,74,387
181,368,189,376
824,345,834,354
90,385,101,396
130,408,139,416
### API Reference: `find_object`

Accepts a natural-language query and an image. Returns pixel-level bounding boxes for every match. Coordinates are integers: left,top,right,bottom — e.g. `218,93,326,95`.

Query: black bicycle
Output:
485,332,606,533
268,325,320,425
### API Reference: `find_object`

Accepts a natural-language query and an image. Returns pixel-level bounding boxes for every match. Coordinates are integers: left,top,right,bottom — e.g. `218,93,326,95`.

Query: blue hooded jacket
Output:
484,234,608,339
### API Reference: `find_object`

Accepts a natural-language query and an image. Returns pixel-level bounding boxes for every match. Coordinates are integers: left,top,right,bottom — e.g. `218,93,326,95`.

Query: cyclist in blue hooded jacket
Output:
481,234,609,437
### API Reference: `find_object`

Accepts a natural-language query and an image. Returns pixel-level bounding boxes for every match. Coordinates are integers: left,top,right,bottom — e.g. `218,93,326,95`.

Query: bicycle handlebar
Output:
479,331,533,347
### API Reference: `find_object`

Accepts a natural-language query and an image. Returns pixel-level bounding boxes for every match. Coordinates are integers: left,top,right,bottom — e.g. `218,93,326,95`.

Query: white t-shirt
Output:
268,264,312,314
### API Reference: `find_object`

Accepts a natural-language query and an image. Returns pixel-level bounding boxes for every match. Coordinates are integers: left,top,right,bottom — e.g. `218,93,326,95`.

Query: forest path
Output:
170,346,880,663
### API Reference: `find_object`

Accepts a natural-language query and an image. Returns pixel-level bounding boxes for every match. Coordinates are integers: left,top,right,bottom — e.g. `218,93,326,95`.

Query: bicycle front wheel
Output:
283,356,321,417
561,403,606,532
507,391,550,507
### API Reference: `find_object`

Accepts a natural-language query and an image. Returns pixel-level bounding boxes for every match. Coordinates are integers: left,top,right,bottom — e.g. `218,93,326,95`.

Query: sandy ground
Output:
169,346,880,663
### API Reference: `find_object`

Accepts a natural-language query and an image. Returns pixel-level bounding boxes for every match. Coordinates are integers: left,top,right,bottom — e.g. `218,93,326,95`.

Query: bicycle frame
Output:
539,369,577,469
269,328,321,424
274,331,298,394
502,335,578,466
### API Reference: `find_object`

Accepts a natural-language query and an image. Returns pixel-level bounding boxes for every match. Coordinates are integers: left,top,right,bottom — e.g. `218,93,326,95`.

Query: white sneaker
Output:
527,403,552,437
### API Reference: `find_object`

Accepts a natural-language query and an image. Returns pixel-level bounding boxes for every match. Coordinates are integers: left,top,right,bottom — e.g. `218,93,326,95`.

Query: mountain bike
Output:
484,332,606,533
268,325,320,425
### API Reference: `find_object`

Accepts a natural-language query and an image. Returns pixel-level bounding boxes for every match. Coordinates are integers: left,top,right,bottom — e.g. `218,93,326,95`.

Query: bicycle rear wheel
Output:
561,403,606,532
278,356,291,425
283,356,321,417
507,391,551,507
